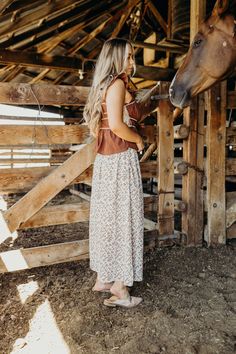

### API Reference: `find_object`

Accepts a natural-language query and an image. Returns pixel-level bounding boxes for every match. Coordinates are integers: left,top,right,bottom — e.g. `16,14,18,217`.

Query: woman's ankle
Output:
110,283,129,299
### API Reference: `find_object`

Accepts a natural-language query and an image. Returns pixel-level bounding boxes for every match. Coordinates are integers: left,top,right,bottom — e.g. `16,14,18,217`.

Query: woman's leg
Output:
110,281,130,299
92,274,113,291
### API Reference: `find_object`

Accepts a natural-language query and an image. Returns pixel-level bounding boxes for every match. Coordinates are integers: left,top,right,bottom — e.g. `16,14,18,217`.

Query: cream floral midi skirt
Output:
89,148,144,287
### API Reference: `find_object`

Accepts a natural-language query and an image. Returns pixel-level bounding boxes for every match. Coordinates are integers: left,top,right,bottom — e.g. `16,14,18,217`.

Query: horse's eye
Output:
193,39,202,48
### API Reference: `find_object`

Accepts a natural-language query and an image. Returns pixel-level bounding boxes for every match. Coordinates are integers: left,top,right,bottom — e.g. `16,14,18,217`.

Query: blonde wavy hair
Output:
83,38,135,137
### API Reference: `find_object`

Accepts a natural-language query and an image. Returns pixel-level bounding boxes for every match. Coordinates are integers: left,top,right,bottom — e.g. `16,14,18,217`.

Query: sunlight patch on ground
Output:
11,299,70,354
17,280,39,305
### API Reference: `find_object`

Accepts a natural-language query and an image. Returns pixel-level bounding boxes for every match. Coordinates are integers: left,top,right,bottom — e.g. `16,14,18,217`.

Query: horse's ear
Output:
212,0,229,16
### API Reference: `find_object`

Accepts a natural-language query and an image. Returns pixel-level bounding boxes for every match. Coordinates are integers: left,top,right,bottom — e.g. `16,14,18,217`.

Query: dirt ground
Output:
0,192,235,354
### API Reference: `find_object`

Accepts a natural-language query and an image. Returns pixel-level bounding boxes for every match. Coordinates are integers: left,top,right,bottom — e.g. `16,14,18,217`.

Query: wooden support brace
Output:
3,141,96,232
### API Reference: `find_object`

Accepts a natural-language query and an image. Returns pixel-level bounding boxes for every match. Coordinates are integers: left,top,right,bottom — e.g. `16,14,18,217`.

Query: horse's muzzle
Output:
169,86,191,109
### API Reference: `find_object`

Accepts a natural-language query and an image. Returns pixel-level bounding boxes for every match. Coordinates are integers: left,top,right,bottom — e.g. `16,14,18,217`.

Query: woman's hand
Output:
136,136,144,152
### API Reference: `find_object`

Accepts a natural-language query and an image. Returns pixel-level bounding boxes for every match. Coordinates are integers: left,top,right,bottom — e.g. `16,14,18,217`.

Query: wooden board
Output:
0,240,89,273
0,125,90,145
157,82,174,235
3,141,96,232
206,82,226,245
17,202,90,229
227,91,236,109
182,95,205,246
0,165,93,193
0,83,90,106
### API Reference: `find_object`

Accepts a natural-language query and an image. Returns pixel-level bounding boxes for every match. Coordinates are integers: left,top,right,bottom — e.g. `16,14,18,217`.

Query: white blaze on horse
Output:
169,0,236,109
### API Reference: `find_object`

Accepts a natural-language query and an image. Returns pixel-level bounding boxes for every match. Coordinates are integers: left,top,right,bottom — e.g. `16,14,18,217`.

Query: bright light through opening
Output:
17,280,39,305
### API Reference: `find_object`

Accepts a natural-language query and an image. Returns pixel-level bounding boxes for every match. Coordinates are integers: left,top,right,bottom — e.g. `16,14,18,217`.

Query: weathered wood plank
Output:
17,202,90,229
206,82,226,245
0,240,89,273
0,83,90,106
0,49,82,72
3,141,96,232
182,94,205,246
227,222,236,239
181,0,206,246
227,91,236,109
0,125,90,145
227,126,236,146
157,82,174,235
0,165,92,193
226,192,236,228
0,0,92,39
133,41,186,54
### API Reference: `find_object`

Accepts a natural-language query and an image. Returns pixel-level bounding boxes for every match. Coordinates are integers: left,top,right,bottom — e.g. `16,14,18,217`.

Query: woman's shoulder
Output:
109,72,129,88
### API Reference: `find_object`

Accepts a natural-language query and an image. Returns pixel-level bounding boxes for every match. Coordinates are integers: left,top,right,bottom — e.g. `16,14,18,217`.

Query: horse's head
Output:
169,0,236,108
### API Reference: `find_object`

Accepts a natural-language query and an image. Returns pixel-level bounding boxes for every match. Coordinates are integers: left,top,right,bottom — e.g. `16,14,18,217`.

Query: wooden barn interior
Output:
0,0,235,274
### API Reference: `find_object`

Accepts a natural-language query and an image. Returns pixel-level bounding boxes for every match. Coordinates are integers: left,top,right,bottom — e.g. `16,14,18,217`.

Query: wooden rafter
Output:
0,0,45,17
0,49,81,72
0,0,15,16
111,0,140,37
133,40,187,54
0,0,95,40
147,1,167,34
29,0,139,84
0,1,125,82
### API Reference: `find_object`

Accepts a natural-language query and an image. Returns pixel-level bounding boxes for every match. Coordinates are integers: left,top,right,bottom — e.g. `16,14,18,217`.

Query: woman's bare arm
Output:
106,79,143,145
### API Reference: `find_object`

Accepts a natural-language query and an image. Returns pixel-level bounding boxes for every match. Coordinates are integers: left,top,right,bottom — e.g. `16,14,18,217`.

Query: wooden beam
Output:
0,83,89,105
227,222,236,239
157,82,174,235
0,0,96,40
206,82,226,245
0,240,89,273
0,1,125,82
147,1,167,34
111,0,139,37
0,125,90,145
227,91,236,109
3,141,96,232
0,49,82,72
0,0,15,16
17,202,90,229
182,94,205,246
133,40,187,54
227,126,236,146
226,192,236,229
0,49,176,81
181,0,206,246
0,165,93,194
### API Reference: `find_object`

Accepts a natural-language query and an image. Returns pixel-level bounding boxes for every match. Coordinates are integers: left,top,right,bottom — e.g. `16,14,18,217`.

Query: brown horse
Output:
169,0,236,108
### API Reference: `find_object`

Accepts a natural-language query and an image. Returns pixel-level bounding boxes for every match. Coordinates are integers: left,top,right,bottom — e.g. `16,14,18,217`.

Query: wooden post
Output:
181,0,206,245
206,82,226,245
182,95,205,245
157,82,174,236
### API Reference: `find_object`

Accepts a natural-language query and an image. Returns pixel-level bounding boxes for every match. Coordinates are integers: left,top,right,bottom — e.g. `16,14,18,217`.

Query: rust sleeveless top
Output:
95,73,142,155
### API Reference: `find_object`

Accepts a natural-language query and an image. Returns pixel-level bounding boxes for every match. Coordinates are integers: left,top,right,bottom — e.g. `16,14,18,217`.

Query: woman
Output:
84,38,156,308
